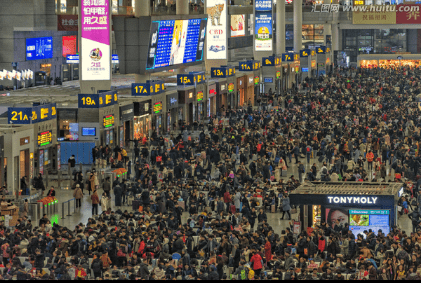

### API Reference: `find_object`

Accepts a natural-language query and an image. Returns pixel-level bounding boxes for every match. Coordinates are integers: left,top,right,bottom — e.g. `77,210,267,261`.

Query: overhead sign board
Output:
131,80,165,96
78,91,118,108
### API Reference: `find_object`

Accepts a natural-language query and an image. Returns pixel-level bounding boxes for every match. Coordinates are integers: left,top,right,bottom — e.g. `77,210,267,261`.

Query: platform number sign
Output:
282,53,293,62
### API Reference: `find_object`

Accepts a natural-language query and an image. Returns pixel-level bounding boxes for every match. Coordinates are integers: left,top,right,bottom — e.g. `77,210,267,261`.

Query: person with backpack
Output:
235,261,249,280
91,256,103,279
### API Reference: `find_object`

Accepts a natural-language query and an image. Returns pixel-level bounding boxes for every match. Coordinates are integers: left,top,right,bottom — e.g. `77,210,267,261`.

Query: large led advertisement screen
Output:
81,0,110,81
231,15,245,37
206,0,227,59
254,0,273,51
349,209,390,238
26,37,53,60
146,18,207,70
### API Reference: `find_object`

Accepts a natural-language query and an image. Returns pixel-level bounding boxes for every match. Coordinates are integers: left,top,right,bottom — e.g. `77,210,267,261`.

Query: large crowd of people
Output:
2,66,421,280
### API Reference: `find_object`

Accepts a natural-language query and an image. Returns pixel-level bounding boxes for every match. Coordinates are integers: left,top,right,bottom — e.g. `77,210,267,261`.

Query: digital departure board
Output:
146,18,207,70
38,130,52,147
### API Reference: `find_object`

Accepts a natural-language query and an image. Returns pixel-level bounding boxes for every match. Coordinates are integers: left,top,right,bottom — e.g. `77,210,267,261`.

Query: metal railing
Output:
61,198,76,220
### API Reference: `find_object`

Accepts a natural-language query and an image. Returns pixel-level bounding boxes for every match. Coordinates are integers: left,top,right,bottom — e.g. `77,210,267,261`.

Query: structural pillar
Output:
134,0,150,17
293,0,302,52
332,24,340,51
276,0,286,55
323,0,332,47
176,0,189,15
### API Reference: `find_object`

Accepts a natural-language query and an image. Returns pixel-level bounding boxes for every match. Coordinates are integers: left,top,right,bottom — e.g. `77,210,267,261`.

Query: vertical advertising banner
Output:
206,0,227,59
81,0,110,81
255,0,273,51
231,15,245,37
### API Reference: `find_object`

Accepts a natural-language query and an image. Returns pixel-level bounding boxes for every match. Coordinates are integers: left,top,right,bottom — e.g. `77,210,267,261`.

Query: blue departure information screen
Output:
146,18,207,70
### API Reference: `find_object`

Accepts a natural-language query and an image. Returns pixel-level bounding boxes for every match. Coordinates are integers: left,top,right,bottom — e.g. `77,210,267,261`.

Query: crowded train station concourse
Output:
0,0,421,281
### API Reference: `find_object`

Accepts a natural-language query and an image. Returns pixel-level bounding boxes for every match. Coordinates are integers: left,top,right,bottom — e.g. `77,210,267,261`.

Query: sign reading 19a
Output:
81,96,96,106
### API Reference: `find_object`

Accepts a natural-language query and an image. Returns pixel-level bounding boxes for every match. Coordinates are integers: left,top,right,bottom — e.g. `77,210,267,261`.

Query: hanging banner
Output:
254,0,273,51
206,0,227,60
81,0,111,81
352,7,396,24
231,15,245,37
396,5,421,24
58,15,78,31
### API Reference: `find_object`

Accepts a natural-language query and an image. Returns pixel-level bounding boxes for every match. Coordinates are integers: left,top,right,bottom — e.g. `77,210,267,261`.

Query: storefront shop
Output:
166,92,178,133
216,80,227,116
237,76,245,107
289,182,402,234
119,103,134,147
282,64,289,92
357,54,421,69
2,126,35,194
152,100,164,136
195,83,206,123
57,108,78,141
178,87,195,126
227,76,237,110
134,100,151,140
253,72,260,103
290,61,301,87
100,111,117,147
208,82,217,117
244,74,254,106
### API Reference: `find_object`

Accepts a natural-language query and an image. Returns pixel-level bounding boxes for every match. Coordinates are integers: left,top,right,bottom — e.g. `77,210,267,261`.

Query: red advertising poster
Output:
62,35,77,57
396,5,421,24
58,15,78,31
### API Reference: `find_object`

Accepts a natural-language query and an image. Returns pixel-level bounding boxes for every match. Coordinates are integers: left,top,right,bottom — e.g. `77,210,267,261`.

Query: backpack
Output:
240,267,249,280
274,157,280,164
307,147,310,152
92,260,101,272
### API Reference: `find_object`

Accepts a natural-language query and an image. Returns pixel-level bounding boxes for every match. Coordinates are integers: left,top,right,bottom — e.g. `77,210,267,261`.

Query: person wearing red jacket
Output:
75,265,87,280
366,150,374,172
318,236,326,255
264,238,272,263
224,190,231,212
250,251,263,276
138,239,146,255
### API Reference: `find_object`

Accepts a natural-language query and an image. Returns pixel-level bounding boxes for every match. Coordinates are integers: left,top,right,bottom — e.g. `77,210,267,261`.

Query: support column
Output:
276,0,286,55
293,0,302,52
332,24,340,51
323,0,332,47
135,74,151,83
134,0,150,17
176,0,189,15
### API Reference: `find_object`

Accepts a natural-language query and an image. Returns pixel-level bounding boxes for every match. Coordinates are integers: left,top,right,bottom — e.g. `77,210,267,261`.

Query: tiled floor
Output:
38,150,412,236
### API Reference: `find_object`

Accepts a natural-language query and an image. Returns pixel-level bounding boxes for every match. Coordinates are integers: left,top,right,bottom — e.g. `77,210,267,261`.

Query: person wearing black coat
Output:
34,250,45,269
346,235,355,258
326,238,339,257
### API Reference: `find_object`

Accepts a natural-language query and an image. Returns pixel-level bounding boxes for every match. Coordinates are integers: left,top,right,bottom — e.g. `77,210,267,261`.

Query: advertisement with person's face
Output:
326,208,348,227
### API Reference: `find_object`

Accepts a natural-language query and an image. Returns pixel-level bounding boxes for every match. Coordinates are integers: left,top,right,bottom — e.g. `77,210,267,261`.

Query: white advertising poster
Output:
16,72,21,81
231,15,245,37
206,0,227,60
81,0,111,81
0,71,3,80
